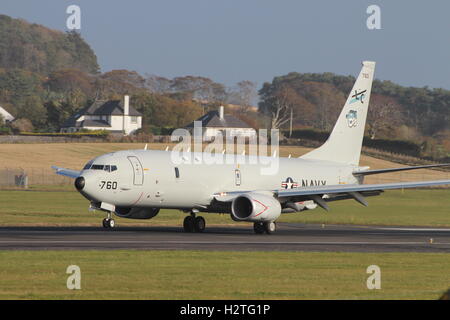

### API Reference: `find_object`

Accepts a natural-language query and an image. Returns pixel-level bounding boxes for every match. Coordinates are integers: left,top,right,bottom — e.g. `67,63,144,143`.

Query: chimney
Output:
124,95,130,116
219,105,224,120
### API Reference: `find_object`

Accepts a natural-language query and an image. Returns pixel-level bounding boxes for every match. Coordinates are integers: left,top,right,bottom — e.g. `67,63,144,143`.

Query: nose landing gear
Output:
102,212,115,229
183,212,205,233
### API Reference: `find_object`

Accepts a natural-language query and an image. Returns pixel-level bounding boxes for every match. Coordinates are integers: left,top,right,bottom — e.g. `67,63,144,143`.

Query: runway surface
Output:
0,223,449,252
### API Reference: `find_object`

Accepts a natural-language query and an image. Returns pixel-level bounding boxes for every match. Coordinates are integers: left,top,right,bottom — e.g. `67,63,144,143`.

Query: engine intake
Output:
231,193,281,222
114,207,160,220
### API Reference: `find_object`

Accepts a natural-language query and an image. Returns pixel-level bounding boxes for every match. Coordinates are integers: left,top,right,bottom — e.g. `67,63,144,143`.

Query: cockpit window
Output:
83,161,93,170
85,164,117,172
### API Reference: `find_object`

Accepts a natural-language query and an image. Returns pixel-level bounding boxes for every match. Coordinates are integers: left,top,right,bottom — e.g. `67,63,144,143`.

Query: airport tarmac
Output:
0,223,449,252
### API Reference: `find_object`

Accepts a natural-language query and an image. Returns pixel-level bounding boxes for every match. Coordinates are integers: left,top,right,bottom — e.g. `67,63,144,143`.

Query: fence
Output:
0,168,73,188
0,135,173,144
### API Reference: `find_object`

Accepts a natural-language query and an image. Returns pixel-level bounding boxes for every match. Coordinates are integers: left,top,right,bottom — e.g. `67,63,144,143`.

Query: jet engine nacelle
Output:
114,207,160,219
231,193,281,222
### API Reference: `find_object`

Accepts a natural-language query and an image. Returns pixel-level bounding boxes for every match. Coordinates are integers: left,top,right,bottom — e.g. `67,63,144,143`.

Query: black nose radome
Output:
75,177,85,191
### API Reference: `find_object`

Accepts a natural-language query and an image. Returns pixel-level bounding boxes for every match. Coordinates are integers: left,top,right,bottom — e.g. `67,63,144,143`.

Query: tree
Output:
170,76,226,103
11,118,34,133
266,86,298,129
0,15,99,75
16,96,47,130
47,69,93,96
367,94,403,139
131,92,203,130
231,80,257,112
293,81,344,131
145,74,171,94
97,70,146,98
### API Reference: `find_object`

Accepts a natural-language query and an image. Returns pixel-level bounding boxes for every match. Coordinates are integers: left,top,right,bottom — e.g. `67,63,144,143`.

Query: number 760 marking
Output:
100,181,117,190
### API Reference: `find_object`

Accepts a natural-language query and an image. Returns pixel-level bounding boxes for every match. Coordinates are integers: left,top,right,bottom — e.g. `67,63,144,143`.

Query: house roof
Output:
186,110,253,129
84,100,142,117
0,106,14,121
61,99,141,128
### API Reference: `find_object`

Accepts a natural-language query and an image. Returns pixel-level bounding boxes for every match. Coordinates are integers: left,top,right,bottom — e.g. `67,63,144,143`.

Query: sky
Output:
1,0,450,90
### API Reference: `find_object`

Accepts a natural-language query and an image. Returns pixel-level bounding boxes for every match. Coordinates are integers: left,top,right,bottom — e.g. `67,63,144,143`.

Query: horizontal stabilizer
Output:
353,163,450,176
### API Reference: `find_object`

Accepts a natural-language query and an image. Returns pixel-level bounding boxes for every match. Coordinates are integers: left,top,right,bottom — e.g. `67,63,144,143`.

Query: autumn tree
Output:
145,74,171,94
47,69,94,97
228,80,257,112
97,70,146,98
170,76,227,103
367,94,403,139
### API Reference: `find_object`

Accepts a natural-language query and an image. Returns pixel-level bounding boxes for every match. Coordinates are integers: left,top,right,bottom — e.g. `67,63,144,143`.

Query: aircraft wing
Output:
51,166,81,179
353,163,450,176
276,179,450,210
214,179,450,211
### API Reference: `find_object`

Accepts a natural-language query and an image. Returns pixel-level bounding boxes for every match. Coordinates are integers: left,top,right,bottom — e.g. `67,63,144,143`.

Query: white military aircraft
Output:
53,61,450,234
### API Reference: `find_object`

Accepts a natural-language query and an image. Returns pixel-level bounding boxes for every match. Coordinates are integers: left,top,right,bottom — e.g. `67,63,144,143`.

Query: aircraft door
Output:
128,156,144,185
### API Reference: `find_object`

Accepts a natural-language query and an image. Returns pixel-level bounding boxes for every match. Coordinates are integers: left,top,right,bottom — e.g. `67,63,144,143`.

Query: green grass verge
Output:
0,189,449,227
0,250,448,299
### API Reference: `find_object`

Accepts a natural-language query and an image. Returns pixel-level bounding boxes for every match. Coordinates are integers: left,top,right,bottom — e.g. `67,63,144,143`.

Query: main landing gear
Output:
102,212,115,229
253,221,277,234
183,212,206,233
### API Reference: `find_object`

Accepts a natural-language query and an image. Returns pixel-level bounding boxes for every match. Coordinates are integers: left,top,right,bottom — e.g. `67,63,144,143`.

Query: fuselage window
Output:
111,165,118,172
104,165,110,172
175,167,180,178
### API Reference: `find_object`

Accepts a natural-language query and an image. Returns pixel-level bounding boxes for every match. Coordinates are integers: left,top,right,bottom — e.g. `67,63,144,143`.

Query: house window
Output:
131,116,138,124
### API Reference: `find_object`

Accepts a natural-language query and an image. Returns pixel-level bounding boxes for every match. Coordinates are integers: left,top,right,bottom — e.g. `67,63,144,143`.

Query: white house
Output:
0,106,14,123
61,95,142,135
186,106,256,141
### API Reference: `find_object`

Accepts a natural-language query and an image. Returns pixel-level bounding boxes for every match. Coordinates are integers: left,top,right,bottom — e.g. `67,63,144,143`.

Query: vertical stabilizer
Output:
301,61,376,165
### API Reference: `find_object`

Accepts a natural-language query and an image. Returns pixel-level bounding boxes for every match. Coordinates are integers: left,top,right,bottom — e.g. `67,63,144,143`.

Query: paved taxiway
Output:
0,223,449,252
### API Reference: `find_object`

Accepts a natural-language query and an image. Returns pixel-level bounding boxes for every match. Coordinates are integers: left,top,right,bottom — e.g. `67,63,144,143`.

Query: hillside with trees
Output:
259,72,450,159
0,15,99,74
0,14,450,160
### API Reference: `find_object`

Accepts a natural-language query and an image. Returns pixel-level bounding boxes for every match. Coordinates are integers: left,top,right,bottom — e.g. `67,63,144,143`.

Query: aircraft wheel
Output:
103,218,115,229
183,215,195,233
264,221,277,234
253,222,265,234
194,216,206,233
